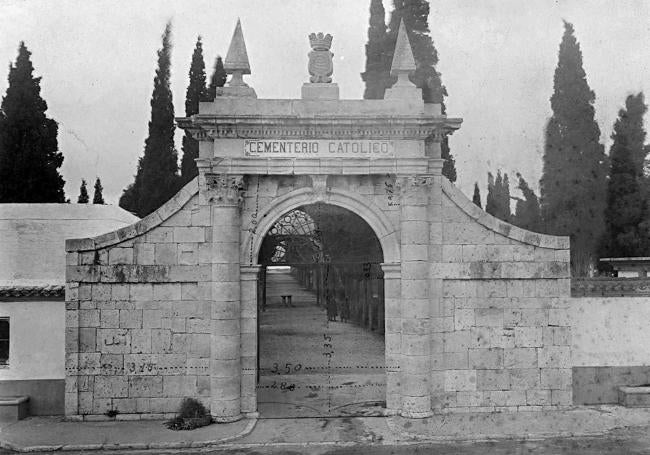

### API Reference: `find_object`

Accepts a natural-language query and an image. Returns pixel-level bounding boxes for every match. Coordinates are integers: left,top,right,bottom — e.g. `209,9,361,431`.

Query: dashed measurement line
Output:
244,365,399,372
247,175,261,266
256,382,386,391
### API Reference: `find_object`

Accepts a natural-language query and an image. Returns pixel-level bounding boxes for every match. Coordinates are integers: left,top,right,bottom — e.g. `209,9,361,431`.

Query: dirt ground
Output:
258,269,386,417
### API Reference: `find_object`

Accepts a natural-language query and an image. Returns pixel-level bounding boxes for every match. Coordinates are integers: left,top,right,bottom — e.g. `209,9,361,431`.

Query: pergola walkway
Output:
257,268,386,418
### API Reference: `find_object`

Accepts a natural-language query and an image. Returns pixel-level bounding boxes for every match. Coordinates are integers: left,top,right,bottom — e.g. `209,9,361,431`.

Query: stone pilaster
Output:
208,174,245,422
427,174,445,410
397,176,434,418
381,262,401,415
240,265,261,417
64,287,80,418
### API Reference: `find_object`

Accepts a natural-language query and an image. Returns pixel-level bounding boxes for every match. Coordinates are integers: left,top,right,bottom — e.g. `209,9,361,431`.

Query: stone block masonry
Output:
64,171,571,420
432,180,571,413
65,180,215,420
63,41,571,419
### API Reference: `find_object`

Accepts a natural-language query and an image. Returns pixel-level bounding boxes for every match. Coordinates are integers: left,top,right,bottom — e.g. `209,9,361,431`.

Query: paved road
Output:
14,426,650,455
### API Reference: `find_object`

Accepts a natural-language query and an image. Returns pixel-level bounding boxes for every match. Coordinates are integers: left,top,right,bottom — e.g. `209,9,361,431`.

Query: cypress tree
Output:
472,182,482,208
206,56,227,101
513,173,542,232
93,177,105,204
486,170,511,222
495,171,512,222
0,42,65,202
539,21,608,275
180,36,207,185
502,173,511,223
385,0,456,182
362,0,390,100
602,93,649,257
77,179,89,203
485,172,497,217
119,21,180,217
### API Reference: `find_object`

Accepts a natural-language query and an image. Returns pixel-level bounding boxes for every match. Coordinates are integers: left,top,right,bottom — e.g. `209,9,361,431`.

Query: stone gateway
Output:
64,20,571,422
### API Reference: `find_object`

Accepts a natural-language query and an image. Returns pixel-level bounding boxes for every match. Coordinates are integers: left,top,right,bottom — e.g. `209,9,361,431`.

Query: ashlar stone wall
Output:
433,180,571,412
65,180,212,420
64,172,571,420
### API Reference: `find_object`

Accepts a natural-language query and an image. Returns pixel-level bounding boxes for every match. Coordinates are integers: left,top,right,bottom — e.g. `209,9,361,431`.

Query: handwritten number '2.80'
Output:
270,381,296,391
270,363,302,374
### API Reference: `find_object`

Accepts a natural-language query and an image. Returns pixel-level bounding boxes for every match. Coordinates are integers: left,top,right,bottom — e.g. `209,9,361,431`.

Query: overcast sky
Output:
0,0,649,205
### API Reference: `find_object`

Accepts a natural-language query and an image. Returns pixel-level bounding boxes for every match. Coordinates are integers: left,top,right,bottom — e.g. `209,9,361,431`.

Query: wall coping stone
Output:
65,178,199,253
441,179,569,250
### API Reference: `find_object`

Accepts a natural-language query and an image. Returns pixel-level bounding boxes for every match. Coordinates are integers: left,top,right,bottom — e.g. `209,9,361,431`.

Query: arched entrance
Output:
255,202,387,417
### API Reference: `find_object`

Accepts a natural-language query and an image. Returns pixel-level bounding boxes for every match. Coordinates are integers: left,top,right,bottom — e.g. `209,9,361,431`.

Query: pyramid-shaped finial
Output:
390,19,416,77
224,19,251,86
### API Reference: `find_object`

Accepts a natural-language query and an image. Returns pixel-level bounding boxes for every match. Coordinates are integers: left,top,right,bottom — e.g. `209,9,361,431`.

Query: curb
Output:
384,417,648,444
0,418,257,453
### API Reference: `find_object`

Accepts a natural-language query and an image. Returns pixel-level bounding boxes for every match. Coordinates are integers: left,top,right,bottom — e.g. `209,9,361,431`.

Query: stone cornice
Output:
210,157,430,175
66,178,199,252
177,115,462,141
441,178,570,250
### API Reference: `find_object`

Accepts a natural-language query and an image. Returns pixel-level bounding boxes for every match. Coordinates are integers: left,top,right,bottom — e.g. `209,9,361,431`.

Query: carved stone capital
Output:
205,174,245,206
428,130,447,142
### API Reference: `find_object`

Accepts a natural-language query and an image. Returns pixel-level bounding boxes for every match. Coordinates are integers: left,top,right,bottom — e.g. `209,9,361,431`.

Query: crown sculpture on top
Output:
308,32,334,83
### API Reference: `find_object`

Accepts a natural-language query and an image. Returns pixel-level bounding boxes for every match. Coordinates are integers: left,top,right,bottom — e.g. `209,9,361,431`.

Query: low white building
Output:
0,204,137,415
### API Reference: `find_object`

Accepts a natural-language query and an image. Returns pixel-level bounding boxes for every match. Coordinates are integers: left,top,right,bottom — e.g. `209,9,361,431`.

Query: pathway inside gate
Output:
257,268,386,418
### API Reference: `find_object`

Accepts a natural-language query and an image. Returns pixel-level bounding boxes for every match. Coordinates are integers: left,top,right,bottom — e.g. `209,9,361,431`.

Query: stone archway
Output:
242,187,401,266
239,187,402,416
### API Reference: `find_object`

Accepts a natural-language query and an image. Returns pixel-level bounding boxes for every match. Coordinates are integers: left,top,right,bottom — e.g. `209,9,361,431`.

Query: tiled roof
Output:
0,285,65,299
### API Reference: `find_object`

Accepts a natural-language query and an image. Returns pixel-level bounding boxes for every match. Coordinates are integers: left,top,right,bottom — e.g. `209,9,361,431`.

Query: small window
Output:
0,319,8,365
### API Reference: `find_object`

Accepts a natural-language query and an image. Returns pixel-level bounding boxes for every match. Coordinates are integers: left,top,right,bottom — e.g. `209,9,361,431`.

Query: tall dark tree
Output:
486,170,511,222
362,0,390,100
383,0,456,182
180,36,207,185
497,171,512,222
513,173,542,231
206,56,227,101
0,42,65,202
93,177,105,204
77,179,89,203
602,93,649,257
472,182,482,208
119,22,180,217
486,172,497,216
540,21,608,275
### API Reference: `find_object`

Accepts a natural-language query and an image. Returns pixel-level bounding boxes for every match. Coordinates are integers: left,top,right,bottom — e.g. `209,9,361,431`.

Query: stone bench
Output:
618,386,650,407
0,396,29,422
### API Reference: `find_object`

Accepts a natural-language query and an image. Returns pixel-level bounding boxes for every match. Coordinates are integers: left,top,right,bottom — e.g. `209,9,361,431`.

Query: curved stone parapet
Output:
65,178,199,252
440,178,569,250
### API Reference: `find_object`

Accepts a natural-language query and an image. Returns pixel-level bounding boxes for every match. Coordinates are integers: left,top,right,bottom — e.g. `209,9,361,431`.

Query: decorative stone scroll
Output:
205,174,245,206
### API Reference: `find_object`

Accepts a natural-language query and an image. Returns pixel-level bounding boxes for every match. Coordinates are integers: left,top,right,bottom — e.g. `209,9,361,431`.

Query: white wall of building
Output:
0,204,138,286
0,301,65,380
570,297,650,367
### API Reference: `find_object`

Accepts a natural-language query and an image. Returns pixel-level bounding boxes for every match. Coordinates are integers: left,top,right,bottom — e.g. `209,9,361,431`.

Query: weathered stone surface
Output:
64,86,572,420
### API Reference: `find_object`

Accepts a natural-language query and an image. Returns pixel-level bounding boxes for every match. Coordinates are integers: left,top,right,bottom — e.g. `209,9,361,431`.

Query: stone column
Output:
208,174,245,422
397,176,433,418
240,265,261,417
426,137,446,411
381,262,401,415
